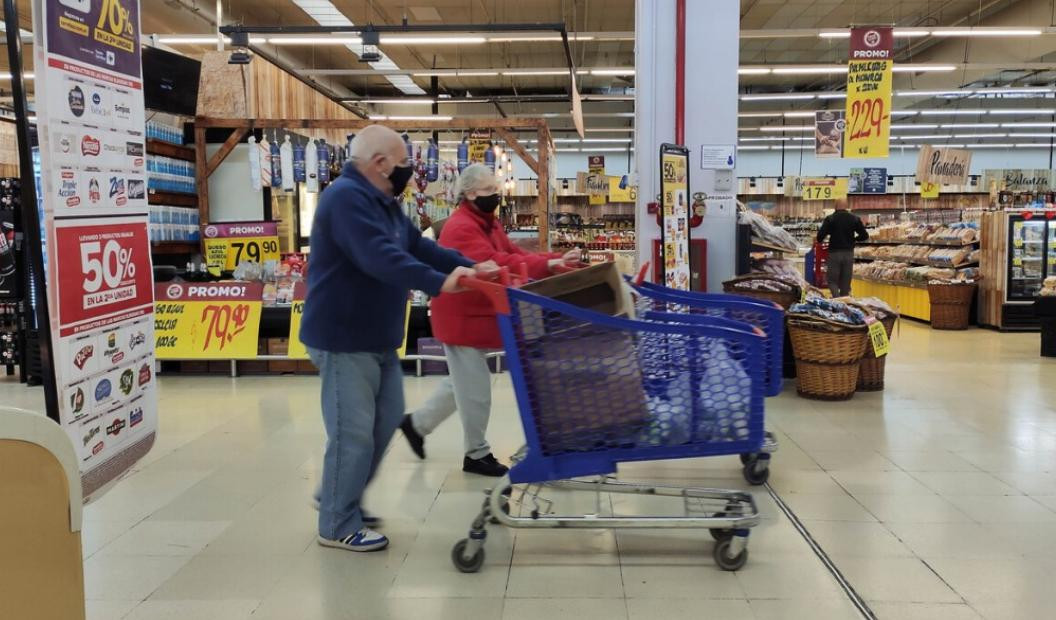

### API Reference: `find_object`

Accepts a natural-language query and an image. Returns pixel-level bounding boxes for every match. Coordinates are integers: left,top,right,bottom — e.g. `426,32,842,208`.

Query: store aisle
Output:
1,321,1052,620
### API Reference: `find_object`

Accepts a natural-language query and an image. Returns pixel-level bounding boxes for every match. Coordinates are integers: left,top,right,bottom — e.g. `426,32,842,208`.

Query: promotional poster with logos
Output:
33,0,156,501
660,145,691,291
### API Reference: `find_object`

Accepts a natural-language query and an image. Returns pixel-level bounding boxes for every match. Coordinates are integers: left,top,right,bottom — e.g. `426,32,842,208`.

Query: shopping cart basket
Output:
451,273,767,573
629,277,783,484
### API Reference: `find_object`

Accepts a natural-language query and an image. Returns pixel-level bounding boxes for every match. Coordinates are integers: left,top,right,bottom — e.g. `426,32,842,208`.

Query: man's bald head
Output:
834,198,849,210
348,124,411,195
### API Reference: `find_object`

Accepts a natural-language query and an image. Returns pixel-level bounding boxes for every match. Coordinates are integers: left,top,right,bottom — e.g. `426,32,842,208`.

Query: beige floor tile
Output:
81,518,144,559
870,602,984,620
806,449,900,472
621,563,745,599
925,557,1056,606
505,598,628,620
748,598,862,620
512,529,619,566
910,472,1021,496
780,493,877,522
991,471,1056,495
885,521,1021,560
733,554,848,600
123,599,259,620
831,557,961,603
82,554,193,601
829,470,936,496
100,520,231,557
84,600,139,620
625,598,753,620
148,554,297,601
801,521,913,557
944,495,1056,523
853,493,972,524
507,564,624,598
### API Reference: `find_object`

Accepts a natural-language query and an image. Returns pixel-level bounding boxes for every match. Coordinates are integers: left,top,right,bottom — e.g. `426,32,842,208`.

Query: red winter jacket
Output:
430,201,559,348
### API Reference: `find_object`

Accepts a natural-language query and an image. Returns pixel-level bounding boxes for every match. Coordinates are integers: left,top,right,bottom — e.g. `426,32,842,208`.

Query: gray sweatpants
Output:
827,250,854,298
410,344,493,459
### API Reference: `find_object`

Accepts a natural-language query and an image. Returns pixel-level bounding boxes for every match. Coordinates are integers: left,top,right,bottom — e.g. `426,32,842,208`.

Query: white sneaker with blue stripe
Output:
317,528,389,552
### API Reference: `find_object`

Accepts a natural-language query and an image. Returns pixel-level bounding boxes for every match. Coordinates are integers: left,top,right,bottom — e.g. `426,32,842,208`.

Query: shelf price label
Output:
287,281,309,360
920,182,939,199
865,316,890,357
801,178,848,201
202,222,281,272
153,282,263,359
844,27,893,159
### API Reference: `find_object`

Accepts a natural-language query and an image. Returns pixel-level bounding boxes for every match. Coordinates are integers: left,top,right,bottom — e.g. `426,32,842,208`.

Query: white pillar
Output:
635,0,740,291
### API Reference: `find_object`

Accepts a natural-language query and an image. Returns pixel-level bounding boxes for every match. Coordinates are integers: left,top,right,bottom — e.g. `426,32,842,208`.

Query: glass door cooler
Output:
1007,215,1051,302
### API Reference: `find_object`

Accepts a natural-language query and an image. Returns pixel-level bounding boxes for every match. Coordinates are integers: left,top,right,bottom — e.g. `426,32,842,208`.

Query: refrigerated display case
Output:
1007,215,1052,302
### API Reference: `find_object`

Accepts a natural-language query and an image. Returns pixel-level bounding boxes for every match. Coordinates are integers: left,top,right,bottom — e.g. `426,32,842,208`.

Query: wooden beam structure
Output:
193,116,553,251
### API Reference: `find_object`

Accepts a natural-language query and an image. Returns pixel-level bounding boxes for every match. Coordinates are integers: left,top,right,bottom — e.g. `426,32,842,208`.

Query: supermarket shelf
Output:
146,139,196,162
859,239,979,247
854,257,979,269
149,190,198,207
852,276,929,290
150,241,199,254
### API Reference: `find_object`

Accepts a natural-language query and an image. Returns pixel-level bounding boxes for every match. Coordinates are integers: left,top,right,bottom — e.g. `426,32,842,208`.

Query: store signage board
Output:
288,281,308,360
848,167,887,194
844,27,893,159
0,209,16,298
202,221,281,273
814,111,845,159
920,182,940,199
982,169,1055,193
699,145,736,170
33,0,157,501
660,144,691,291
154,281,263,360
916,146,972,185
586,155,607,205
608,176,637,203
801,178,849,201
865,317,890,357
468,129,491,164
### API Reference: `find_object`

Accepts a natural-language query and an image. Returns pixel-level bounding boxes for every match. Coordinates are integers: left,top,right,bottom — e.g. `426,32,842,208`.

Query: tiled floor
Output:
3,320,1055,619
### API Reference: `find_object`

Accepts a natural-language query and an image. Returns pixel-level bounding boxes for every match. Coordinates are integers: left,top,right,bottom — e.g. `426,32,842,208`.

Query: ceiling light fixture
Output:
502,70,569,76
896,89,972,97
1002,122,1056,127
891,124,940,129
381,36,487,44
359,98,435,104
267,36,361,45
920,109,987,115
952,133,1008,138
738,68,772,75
941,122,1000,128
932,29,1041,37
758,126,814,132
987,108,1056,115
892,65,957,73
740,93,816,101
783,111,817,118
368,115,453,121
590,69,636,76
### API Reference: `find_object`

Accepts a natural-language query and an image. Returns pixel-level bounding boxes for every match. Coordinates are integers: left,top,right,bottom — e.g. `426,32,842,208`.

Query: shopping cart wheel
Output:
451,539,486,573
742,459,770,486
712,538,749,571
739,453,754,465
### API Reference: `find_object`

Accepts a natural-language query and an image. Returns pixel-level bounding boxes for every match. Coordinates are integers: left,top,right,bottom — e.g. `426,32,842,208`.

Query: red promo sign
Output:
849,27,894,59
55,220,154,332
202,221,279,239
154,281,265,302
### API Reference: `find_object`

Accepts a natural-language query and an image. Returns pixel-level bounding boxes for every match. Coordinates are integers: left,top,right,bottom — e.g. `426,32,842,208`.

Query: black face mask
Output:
388,164,414,196
472,193,502,213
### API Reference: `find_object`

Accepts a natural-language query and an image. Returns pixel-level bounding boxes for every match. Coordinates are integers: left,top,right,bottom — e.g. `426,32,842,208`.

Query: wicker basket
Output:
723,274,801,310
787,316,869,400
857,315,896,391
928,282,977,330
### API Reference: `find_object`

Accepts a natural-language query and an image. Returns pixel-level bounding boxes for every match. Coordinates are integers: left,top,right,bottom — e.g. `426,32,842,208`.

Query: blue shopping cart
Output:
451,272,769,573
629,278,784,485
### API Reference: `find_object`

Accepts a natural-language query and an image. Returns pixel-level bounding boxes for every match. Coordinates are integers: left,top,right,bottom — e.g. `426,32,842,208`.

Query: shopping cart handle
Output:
457,268,512,314
550,261,588,274
635,262,651,286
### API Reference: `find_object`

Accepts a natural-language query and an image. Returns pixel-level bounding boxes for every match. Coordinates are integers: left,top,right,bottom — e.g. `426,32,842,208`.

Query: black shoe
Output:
463,453,509,477
400,415,425,459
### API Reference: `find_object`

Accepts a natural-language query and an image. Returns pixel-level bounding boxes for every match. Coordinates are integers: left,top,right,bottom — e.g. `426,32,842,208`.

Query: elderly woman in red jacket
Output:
400,163,581,476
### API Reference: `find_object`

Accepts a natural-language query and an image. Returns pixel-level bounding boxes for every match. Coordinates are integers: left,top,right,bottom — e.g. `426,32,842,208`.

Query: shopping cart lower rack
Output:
452,274,769,573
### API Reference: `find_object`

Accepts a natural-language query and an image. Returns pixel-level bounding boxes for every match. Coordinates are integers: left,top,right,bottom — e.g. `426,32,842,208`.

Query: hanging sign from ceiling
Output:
916,146,973,185
844,27,893,159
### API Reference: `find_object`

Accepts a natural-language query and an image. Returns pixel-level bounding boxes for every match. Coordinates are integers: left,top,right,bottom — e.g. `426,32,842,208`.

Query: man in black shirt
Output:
817,199,869,297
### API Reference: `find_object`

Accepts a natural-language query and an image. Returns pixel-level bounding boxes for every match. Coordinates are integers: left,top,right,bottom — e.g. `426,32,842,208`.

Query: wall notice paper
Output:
916,146,972,185
34,0,157,501
849,167,887,194
203,221,281,273
699,144,736,170
801,178,849,201
154,282,264,360
844,27,893,159
586,155,607,206
660,145,691,291
814,111,845,159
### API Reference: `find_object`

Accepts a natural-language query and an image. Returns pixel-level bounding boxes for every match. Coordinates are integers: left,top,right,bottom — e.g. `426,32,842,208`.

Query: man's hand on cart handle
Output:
442,266,479,294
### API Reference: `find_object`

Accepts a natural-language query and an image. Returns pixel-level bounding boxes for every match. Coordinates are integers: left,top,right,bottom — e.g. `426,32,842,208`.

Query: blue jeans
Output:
309,348,404,540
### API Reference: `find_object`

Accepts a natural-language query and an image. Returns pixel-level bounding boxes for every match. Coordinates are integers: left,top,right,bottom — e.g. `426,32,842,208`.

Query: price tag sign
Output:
1013,257,1024,267
287,281,309,360
865,316,890,357
153,282,263,359
608,176,637,203
202,222,281,272
920,182,940,199
1013,238,1024,248
844,27,893,159
801,178,849,201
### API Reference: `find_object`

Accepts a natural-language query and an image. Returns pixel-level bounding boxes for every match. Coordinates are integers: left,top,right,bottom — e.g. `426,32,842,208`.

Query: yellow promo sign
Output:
587,155,607,205
866,317,890,357
288,282,413,360
608,176,637,203
801,178,849,201
153,282,263,359
202,222,281,273
844,27,894,159
920,181,940,199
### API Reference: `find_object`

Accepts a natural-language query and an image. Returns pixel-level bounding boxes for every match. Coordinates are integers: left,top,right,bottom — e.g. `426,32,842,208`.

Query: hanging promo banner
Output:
916,146,972,185
202,221,281,273
844,27,893,159
34,0,157,501
468,129,492,164
586,155,607,206
660,144,691,291
801,178,849,201
814,110,845,158
153,282,264,359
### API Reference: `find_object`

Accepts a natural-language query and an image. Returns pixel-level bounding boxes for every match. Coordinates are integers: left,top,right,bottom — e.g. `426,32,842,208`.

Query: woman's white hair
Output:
455,163,497,202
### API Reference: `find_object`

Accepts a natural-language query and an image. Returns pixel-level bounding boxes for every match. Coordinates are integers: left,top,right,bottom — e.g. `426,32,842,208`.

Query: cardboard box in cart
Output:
519,262,636,318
